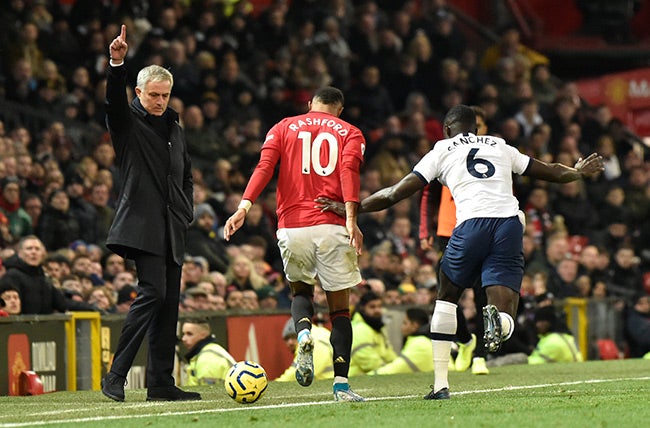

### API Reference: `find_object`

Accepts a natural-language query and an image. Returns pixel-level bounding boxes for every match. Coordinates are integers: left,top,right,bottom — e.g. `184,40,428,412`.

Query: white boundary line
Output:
1,376,649,427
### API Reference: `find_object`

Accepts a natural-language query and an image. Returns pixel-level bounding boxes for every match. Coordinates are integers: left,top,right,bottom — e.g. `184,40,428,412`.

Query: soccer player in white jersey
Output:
317,104,604,399
224,86,366,402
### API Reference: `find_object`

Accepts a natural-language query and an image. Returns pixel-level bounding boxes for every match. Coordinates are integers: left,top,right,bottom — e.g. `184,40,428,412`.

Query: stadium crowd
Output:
0,0,649,364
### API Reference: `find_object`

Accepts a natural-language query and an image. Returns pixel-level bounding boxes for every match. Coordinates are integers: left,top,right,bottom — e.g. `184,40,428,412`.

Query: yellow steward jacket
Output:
528,332,583,364
185,339,236,386
349,312,397,376
369,331,433,375
275,325,334,382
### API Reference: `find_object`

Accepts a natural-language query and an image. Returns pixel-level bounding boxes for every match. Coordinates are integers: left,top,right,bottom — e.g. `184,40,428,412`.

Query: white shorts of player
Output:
277,224,362,292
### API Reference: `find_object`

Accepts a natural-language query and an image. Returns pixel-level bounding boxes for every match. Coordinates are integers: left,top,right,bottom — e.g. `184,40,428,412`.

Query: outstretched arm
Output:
359,172,426,213
527,153,604,183
316,172,426,215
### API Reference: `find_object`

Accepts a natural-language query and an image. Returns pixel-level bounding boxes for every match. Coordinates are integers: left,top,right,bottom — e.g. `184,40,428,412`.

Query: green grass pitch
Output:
0,359,648,428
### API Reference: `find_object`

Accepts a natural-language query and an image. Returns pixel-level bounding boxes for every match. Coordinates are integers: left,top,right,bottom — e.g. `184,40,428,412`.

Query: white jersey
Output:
413,132,532,226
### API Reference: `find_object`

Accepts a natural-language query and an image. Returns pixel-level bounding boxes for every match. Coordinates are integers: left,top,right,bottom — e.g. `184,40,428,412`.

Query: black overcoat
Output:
104,64,193,265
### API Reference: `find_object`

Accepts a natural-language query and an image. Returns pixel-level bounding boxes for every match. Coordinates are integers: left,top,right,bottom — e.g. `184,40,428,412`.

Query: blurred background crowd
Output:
0,0,648,361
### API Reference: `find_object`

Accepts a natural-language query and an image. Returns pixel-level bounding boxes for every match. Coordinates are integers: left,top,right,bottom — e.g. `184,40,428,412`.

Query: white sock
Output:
333,376,348,385
431,300,457,392
297,329,310,342
499,312,515,341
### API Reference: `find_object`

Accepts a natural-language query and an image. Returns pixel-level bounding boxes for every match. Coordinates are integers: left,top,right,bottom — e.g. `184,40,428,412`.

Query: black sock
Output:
329,309,351,378
291,293,314,333
455,306,472,344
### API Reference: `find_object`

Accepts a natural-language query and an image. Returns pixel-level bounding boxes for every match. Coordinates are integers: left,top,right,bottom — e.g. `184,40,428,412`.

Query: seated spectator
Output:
115,285,137,314
1,235,96,314
276,318,333,382
0,283,22,315
528,306,583,364
225,288,245,310
180,319,236,386
185,203,230,273
36,189,81,251
624,292,650,358
85,285,117,313
183,287,213,312
256,285,279,310
225,255,269,291
60,274,84,301
112,270,137,293
369,307,433,375
349,291,397,376
241,289,260,310
0,176,33,242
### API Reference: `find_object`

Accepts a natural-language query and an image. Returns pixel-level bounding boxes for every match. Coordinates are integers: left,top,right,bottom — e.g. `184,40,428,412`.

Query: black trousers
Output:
109,249,182,387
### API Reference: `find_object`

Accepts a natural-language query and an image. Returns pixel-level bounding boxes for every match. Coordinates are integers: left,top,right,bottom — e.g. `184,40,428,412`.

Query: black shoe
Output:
102,372,126,402
146,386,202,401
423,386,450,400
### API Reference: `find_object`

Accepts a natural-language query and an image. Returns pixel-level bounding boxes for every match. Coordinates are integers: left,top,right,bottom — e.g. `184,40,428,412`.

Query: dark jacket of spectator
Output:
1,254,95,314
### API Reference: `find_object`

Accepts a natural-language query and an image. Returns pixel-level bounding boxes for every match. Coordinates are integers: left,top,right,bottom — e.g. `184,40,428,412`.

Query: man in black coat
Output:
101,25,200,402
1,235,97,314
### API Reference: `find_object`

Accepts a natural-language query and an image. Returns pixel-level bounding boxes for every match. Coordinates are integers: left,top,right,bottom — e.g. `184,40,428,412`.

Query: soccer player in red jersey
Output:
224,86,365,402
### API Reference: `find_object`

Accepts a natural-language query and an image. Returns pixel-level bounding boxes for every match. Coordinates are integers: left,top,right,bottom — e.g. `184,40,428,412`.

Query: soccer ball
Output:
224,361,268,404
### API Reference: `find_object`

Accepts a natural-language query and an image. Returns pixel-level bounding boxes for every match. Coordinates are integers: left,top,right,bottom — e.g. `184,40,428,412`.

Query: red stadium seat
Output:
18,371,44,396
597,339,621,360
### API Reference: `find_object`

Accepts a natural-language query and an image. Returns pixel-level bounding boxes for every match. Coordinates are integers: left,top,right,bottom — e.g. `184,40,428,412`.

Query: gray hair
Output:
136,65,174,90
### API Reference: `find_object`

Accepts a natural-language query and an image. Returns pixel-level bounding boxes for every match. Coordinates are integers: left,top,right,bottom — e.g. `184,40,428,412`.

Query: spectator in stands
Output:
623,165,649,230
65,173,97,244
608,245,643,303
185,203,230,273
2,235,96,314
552,181,599,236
256,285,279,310
624,292,650,358
349,291,397,376
225,288,245,310
480,24,549,74
22,193,43,231
528,305,583,364
0,283,22,315
345,64,394,135
36,189,81,251
102,253,126,282
183,105,224,171
276,317,334,382
89,182,114,246
225,254,268,292
547,257,583,298
85,285,116,314
0,176,33,241
115,284,137,314
183,286,213,312
369,307,433,375
241,289,260,310
181,319,236,386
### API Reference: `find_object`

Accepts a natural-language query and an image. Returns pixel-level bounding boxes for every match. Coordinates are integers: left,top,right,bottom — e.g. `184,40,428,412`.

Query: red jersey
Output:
242,111,365,228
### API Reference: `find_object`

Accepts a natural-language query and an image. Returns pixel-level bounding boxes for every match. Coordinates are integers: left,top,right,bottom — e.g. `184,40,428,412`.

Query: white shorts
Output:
276,224,362,292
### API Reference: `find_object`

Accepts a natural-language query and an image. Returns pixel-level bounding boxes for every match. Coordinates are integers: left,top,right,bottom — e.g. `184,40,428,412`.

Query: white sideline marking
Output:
1,376,649,427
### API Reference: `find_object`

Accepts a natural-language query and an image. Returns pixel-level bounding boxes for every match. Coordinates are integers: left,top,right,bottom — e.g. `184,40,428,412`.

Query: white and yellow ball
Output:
224,361,268,404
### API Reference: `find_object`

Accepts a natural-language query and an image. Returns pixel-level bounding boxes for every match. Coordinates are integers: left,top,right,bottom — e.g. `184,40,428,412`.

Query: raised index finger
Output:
120,24,126,40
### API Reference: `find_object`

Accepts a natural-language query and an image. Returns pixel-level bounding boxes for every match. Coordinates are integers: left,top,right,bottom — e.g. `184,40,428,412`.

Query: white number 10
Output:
299,131,338,176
